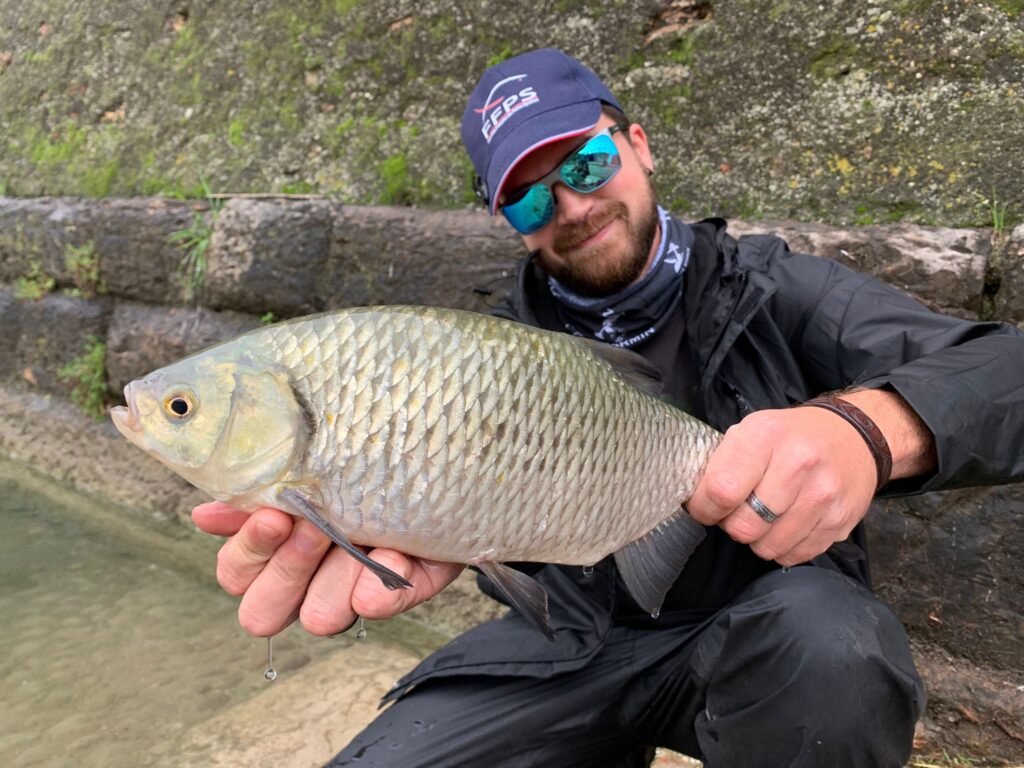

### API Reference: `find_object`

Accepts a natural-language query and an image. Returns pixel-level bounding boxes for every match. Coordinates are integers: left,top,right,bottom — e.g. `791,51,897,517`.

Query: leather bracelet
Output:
799,395,893,492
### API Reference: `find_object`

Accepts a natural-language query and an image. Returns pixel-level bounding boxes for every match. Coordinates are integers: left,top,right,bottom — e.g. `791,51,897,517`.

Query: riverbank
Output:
2,197,1022,761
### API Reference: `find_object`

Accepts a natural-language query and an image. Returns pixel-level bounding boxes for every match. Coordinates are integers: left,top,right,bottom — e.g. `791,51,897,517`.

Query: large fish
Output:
111,306,720,637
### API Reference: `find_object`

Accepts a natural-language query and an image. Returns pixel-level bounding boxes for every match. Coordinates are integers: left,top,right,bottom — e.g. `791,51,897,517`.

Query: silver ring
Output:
747,491,778,523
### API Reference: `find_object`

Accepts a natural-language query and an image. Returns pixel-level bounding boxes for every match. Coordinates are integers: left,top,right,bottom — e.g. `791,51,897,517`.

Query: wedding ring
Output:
747,491,779,523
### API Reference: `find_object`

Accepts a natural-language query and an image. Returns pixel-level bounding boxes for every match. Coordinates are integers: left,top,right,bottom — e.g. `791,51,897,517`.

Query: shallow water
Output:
0,459,434,768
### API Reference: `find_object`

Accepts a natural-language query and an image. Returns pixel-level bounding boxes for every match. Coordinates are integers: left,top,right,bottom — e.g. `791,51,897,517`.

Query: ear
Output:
627,123,654,175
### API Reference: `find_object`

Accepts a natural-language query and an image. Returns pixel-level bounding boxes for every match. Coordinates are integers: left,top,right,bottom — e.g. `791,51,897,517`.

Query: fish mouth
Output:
110,382,143,435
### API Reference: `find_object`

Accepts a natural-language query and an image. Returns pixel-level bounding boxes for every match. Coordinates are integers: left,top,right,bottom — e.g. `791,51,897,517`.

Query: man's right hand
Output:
192,502,465,637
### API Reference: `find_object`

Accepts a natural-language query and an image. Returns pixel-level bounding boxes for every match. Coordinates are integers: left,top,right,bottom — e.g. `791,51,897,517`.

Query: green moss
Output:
63,241,106,299
668,30,701,66
29,123,88,166
768,2,792,21
57,336,109,420
379,154,411,205
14,262,55,301
990,0,1024,16
809,36,860,80
487,45,514,68
227,118,247,148
82,158,119,197
279,180,316,194
891,0,936,15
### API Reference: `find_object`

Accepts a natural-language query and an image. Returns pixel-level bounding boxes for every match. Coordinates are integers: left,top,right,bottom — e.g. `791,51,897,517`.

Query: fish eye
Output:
164,392,196,420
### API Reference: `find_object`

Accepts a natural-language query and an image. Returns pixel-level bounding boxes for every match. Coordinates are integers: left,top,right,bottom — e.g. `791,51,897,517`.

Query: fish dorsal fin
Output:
575,337,664,397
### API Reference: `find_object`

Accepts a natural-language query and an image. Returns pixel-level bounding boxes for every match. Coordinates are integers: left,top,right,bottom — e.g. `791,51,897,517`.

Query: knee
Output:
696,569,925,766
725,568,924,743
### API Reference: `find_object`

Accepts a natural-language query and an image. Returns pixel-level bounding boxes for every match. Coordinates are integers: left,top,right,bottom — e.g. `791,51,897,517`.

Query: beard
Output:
546,192,660,298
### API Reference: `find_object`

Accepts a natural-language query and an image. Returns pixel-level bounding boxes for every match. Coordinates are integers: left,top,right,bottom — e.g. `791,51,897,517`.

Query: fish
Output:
110,305,721,638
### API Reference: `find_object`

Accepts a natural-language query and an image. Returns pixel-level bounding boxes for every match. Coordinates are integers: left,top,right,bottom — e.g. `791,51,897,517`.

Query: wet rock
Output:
203,198,337,317
869,486,1024,671
0,387,206,523
105,301,260,394
728,219,990,318
911,641,1024,765
324,205,522,312
992,224,1024,326
0,290,110,397
0,197,196,305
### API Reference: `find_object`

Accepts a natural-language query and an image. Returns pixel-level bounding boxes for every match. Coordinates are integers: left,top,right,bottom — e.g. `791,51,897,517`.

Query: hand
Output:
687,406,879,567
192,502,465,637
688,389,935,566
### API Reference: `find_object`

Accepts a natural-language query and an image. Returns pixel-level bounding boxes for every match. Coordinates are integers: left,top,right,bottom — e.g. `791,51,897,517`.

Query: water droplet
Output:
263,635,277,682
781,566,791,574
355,617,367,640
582,565,594,577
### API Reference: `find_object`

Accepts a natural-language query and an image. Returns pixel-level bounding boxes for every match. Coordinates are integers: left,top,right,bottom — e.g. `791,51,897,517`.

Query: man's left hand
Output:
687,390,935,566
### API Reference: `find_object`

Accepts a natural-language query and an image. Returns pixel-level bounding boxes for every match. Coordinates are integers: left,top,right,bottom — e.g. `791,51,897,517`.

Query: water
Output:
0,459,437,767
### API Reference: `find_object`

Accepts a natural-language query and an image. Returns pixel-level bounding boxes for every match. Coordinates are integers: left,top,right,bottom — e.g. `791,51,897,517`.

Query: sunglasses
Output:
500,125,624,235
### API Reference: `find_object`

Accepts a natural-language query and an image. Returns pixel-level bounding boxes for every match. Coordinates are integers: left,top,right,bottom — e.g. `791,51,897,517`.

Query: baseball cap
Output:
461,48,623,214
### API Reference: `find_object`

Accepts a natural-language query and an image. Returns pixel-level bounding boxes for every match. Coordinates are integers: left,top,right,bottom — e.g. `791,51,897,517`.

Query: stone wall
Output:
1,196,1023,761
1,1,1023,231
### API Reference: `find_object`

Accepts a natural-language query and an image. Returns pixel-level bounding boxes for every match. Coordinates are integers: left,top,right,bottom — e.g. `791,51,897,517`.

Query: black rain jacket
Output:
384,216,1024,699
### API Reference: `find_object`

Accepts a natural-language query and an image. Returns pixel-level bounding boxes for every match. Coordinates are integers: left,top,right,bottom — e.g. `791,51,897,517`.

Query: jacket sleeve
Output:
771,249,1024,495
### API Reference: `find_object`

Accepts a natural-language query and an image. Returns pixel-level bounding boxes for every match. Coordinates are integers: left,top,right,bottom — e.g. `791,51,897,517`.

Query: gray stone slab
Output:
727,219,990,318
106,301,260,394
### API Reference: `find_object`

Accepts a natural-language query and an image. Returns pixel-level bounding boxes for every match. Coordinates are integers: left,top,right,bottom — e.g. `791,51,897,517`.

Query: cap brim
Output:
486,100,603,215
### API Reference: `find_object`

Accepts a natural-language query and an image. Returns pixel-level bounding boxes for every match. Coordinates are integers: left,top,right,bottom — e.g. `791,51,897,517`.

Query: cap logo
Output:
474,74,540,144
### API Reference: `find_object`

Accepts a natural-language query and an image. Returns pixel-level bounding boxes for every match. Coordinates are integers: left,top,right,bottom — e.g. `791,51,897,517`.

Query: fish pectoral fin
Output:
476,561,553,642
278,488,412,591
613,507,707,619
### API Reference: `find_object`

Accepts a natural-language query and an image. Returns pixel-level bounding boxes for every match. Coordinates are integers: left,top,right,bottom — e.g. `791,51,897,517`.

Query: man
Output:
193,49,1024,767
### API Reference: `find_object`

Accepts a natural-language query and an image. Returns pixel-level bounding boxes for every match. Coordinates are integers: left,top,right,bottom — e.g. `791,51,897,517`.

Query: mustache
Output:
553,201,629,252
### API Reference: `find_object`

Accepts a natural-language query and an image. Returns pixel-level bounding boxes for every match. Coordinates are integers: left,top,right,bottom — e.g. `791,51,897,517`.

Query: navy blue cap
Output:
461,48,623,214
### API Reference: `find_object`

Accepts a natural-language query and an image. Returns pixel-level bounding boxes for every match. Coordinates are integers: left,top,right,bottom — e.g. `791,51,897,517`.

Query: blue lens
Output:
502,184,554,235
561,134,620,192
501,127,623,235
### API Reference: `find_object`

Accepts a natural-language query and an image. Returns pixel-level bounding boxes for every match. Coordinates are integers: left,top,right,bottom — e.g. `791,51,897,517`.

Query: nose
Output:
552,183,594,224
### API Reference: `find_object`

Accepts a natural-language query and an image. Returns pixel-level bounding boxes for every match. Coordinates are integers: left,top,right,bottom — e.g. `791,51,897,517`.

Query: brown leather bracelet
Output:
799,395,893,492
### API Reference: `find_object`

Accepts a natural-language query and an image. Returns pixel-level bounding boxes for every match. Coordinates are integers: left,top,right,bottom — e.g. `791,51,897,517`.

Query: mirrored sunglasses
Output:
500,125,624,235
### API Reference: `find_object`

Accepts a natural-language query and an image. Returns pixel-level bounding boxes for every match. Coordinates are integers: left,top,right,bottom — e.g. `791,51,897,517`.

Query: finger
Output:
216,508,295,595
689,421,773,525
351,551,464,620
192,501,250,536
299,545,364,636
769,524,846,568
750,484,844,564
237,519,332,636
719,476,803,546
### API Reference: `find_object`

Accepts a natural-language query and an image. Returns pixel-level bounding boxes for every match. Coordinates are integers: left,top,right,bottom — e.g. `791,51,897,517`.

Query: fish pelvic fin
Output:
278,488,412,591
476,561,553,641
613,508,707,618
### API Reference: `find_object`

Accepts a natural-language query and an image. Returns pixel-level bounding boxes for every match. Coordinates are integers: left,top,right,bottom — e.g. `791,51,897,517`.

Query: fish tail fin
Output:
476,561,553,641
613,508,707,618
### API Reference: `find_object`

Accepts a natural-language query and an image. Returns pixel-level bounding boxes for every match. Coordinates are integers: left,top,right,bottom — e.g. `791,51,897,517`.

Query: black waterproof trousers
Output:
326,567,925,768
